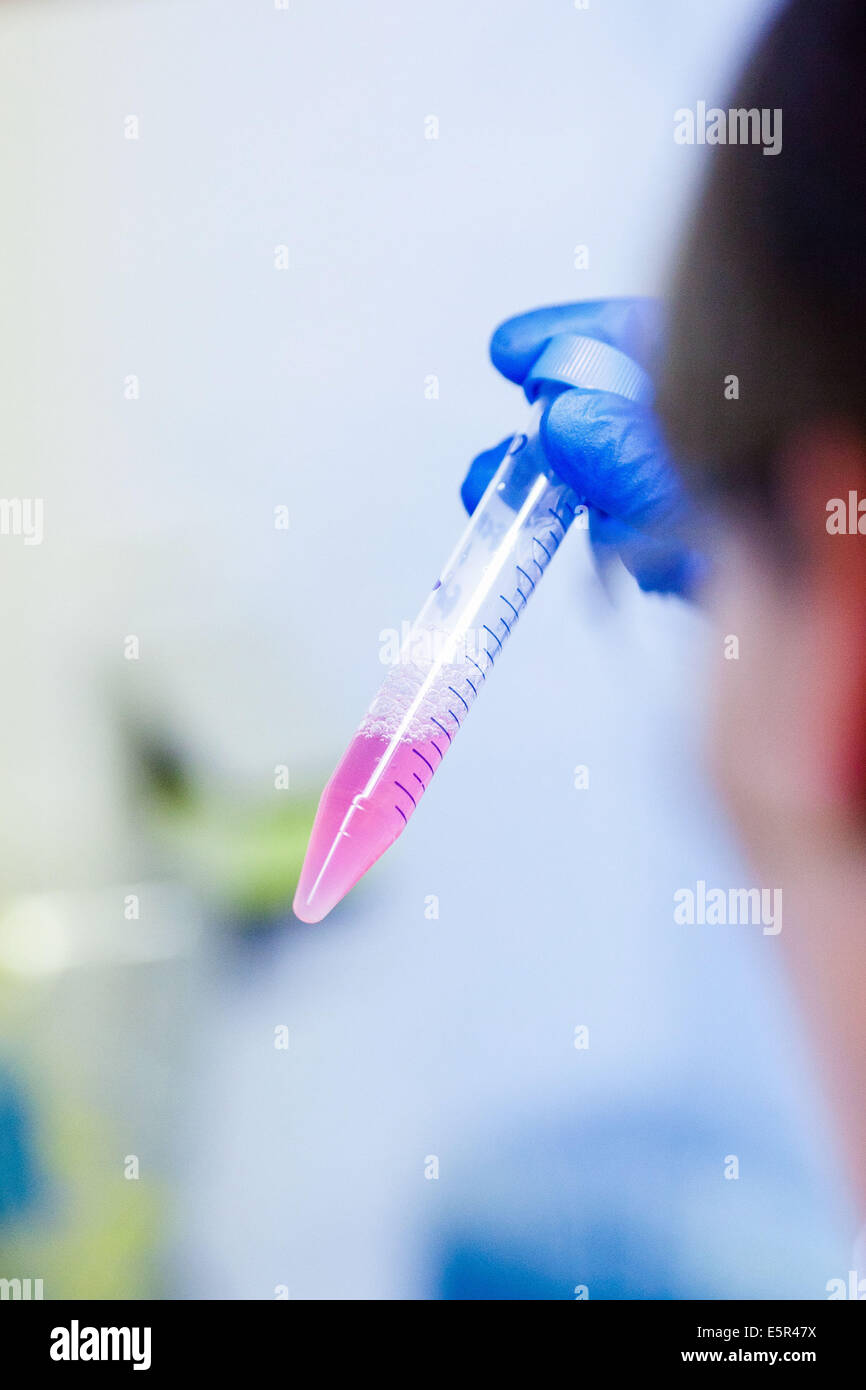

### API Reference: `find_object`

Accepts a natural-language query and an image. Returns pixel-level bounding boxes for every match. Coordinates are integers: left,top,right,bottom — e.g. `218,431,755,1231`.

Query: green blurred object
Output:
138,734,318,918
0,1089,162,1300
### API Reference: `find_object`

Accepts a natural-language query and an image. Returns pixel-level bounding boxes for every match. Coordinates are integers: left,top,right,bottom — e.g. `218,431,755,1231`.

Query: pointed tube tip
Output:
292,790,403,926
292,826,363,924
292,882,336,925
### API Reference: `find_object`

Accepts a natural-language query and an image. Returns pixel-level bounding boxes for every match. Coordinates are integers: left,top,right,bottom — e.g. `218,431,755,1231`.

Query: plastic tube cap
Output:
524,332,653,405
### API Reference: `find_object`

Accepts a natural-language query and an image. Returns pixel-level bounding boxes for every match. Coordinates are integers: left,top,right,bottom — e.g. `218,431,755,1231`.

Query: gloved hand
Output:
462,298,705,597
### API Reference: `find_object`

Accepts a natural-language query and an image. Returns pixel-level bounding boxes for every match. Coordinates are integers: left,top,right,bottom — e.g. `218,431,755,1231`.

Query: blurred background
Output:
0,0,854,1299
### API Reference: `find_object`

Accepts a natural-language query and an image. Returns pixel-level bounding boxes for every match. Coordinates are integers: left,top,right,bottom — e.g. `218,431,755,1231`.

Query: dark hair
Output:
658,0,866,518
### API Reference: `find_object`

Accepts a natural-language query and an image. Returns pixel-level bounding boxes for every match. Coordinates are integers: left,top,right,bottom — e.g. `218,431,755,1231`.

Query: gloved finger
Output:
461,437,512,515
589,510,707,597
541,387,686,533
490,298,664,386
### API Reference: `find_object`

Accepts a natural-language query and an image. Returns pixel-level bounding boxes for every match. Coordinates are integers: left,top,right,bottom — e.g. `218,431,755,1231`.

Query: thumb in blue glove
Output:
462,299,706,597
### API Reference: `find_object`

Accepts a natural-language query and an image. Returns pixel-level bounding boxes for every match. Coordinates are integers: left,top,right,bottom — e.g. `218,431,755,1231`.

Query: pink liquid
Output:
293,729,450,923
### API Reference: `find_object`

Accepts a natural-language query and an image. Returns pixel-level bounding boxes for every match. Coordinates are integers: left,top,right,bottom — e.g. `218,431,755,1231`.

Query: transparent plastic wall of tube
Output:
358,395,583,788
293,395,584,922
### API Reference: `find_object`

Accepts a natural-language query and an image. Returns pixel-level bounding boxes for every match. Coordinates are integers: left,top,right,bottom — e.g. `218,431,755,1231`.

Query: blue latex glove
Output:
463,299,705,597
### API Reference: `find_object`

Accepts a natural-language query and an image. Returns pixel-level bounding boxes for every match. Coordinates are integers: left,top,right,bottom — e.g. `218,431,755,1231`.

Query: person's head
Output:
659,0,866,1200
